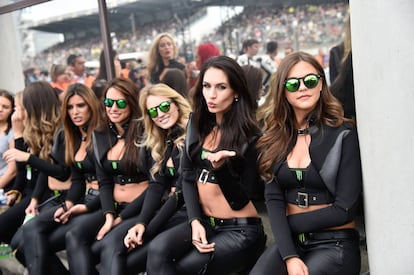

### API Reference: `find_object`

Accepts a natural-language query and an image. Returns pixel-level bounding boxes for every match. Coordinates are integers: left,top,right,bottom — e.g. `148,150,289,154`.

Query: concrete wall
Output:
0,0,25,94
350,0,414,274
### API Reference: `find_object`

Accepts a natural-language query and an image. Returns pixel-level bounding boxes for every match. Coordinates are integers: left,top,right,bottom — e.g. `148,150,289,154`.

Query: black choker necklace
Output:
297,127,309,135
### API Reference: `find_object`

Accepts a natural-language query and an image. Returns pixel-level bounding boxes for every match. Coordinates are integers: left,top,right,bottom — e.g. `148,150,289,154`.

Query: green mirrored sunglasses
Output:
104,98,128,109
284,74,321,92
147,101,172,118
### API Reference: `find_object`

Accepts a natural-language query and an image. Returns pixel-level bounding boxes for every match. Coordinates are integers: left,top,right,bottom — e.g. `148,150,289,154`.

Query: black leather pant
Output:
146,218,266,275
65,210,104,275
93,198,188,275
250,229,361,275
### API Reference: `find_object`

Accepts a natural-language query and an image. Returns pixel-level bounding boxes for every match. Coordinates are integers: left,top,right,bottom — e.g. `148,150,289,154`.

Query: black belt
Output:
86,188,99,196
115,175,147,185
204,216,262,228
297,229,359,244
85,174,97,183
196,169,218,184
286,189,334,208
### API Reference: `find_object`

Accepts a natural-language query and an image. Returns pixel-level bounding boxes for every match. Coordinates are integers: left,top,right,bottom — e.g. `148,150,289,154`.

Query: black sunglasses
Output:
103,98,128,109
284,73,321,92
147,101,172,118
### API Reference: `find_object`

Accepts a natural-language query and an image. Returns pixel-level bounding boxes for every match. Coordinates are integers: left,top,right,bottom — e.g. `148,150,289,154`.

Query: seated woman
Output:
0,89,16,191
251,51,362,275
21,83,104,275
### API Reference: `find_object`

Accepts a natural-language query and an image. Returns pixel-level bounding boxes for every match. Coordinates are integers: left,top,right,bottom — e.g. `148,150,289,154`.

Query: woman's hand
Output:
54,201,73,223
96,213,114,240
286,257,308,275
11,105,25,137
3,148,30,163
25,198,39,216
191,219,215,253
58,204,87,224
204,150,236,169
124,223,146,250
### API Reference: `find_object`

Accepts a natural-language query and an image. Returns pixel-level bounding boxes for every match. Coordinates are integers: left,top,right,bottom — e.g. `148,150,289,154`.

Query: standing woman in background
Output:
0,89,16,190
21,83,104,275
146,55,266,275
147,33,185,84
251,51,362,275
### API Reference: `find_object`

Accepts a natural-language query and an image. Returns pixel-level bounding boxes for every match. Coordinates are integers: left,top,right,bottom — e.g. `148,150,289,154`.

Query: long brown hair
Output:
62,83,104,165
102,77,143,173
257,51,347,182
22,81,61,162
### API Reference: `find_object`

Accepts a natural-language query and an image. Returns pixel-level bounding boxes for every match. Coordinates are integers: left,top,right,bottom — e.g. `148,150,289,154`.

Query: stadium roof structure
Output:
18,0,347,39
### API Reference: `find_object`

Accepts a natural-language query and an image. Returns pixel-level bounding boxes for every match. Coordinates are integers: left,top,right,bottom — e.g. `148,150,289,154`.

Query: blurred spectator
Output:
236,38,261,67
260,41,278,92
147,33,185,84
67,54,95,88
187,42,221,88
160,68,188,98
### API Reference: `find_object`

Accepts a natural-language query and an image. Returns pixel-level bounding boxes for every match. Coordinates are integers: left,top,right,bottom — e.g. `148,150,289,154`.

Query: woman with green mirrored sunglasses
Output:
253,51,362,275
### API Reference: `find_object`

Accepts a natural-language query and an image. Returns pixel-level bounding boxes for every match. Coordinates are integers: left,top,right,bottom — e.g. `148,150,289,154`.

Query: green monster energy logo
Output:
112,161,118,170
295,170,303,181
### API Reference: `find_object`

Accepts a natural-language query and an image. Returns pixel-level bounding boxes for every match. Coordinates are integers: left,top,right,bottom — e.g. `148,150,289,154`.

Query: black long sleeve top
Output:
265,123,362,260
92,127,165,226
12,130,71,202
181,116,262,222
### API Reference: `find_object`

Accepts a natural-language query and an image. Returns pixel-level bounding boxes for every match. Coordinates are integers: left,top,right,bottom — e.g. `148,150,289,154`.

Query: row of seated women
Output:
0,52,362,275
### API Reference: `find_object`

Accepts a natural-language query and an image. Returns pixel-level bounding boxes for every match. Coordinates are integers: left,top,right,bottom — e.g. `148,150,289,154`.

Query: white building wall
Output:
350,0,414,274
0,0,25,93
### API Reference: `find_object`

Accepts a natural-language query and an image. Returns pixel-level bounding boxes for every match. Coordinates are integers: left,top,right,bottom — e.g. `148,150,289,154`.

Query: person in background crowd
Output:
67,54,95,88
241,65,264,110
146,55,266,275
187,42,221,89
21,83,104,275
0,89,16,190
329,15,356,121
49,64,73,101
147,33,185,84
160,68,188,99
259,41,278,93
251,51,362,275
236,39,261,68
94,49,122,82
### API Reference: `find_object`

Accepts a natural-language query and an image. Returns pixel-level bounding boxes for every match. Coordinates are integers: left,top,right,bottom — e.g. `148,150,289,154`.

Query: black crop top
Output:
277,162,334,207
92,127,163,225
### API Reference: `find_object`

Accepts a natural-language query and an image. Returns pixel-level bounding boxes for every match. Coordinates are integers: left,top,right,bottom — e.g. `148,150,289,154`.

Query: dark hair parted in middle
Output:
191,55,260,155
102,77,144,173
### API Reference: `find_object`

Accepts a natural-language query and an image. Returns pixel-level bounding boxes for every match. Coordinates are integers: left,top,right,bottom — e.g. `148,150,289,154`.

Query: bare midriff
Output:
114,180,149,203
197,181,259,219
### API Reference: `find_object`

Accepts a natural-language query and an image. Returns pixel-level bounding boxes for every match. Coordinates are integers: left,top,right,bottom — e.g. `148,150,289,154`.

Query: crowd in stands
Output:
22,3,348,79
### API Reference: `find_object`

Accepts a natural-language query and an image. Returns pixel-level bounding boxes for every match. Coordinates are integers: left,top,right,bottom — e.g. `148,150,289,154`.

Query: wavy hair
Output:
138,83,191,178
147,33,179,79
22,81,61,162
192,55,259,154
102,77,143,173
257,51,348,182
62,83,104,165
0,89,14,134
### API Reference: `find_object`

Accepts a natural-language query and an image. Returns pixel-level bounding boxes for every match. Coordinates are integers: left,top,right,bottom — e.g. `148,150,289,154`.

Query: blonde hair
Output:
147,33,179,79
22,81,61,162
138,84,191,178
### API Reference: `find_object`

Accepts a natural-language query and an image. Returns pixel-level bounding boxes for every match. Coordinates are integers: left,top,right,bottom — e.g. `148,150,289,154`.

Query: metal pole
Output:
97,0,115,81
